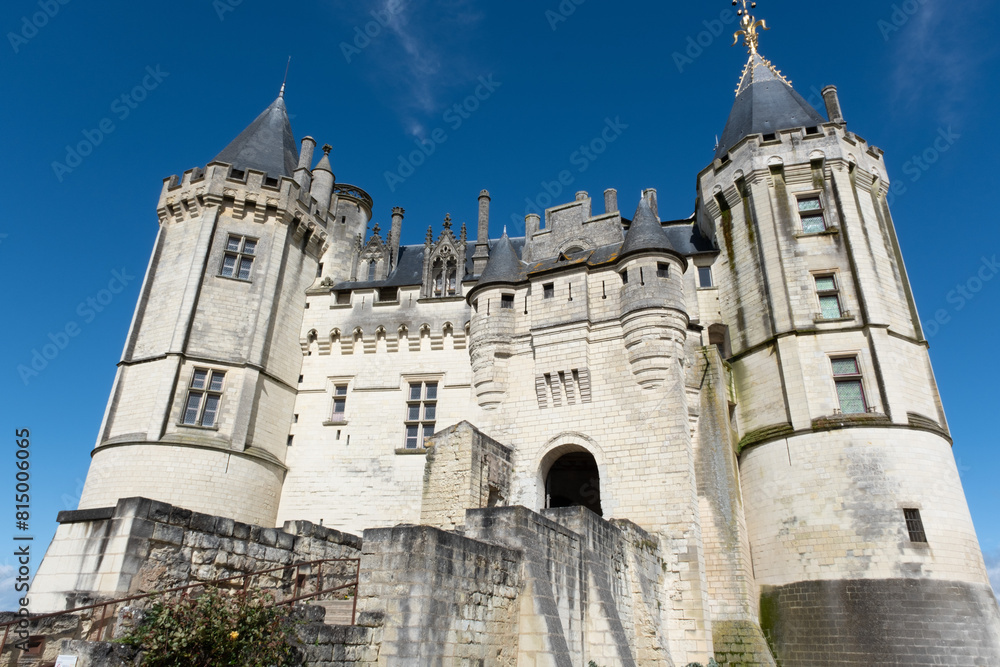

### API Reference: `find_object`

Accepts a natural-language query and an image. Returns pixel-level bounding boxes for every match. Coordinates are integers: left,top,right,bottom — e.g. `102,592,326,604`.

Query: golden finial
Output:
732,0,769,55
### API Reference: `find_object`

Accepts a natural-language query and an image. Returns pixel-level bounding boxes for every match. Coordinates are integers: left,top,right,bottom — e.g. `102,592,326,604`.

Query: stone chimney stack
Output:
294,137,316,190
310,144,334,212
472,189,491,275
643,188,659,220
390,207,405,271
604,188,618,214
822,85,844,124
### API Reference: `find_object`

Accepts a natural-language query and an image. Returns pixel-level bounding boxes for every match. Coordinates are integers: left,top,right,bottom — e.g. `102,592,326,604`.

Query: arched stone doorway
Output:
544,451,603,516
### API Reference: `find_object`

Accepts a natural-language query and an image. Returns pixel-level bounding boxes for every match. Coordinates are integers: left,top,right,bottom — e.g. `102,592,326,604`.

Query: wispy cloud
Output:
0,562,21,612
888,0,994,125
986,549,1000,605
337,0,487,137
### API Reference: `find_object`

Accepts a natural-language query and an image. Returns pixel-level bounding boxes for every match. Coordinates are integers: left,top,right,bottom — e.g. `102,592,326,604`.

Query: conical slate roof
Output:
714,53,826,159
620,194,674,257
214,94,299,177
476,233,523,287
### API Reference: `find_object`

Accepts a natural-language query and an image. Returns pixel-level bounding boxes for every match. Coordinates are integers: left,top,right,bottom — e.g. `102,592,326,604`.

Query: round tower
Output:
697,10,1000,663
466,232,522,410
617,192,688,389
76,92,331,528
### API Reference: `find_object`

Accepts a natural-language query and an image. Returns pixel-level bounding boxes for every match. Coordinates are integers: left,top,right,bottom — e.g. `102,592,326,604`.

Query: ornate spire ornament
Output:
732,0,769,55
443,213,453,230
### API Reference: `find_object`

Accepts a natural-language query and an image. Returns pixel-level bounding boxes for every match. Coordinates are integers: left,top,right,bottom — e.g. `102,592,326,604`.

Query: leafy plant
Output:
120,586,300,667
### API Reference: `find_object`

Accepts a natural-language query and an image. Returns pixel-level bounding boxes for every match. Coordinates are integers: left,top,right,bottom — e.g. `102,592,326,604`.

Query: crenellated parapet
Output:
156,163,330,258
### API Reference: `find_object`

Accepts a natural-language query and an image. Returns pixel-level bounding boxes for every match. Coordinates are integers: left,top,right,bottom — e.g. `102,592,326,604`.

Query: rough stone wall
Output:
760,578,1000,666
741,430,989,587
466,505,676,667
30,497,361,614
355,524,521,666
420,421,513,530
691,348,774,666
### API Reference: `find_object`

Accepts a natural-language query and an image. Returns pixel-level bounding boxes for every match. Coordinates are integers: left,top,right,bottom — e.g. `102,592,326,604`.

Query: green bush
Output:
120,586,300,667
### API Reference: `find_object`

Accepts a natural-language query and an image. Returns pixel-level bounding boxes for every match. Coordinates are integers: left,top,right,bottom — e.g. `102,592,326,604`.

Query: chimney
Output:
294,136,316,190
604,188,618,214
310,144,335,211
643,188,659,220
390,207,405,271
472,190,491,275
822,85,844,124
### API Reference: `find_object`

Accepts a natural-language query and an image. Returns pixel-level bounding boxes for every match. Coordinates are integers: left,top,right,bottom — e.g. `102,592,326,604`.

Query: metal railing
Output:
0,557,360,656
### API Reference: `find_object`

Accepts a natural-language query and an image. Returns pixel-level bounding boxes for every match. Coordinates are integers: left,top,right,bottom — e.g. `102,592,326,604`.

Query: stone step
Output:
314,598,355,625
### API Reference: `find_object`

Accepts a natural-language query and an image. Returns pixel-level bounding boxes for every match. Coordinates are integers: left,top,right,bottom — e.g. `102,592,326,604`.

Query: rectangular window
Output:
335,291,351,305
543,283,555,299
816,274,843,319
798,196,827,234
656,263,670,278
331,385,348,422
832,357,867,414
404,381,438,449
698,266,713,288
220,235,257,281
621,270,628,285
904,508,927,543
182,369,225,427
501,294,515,309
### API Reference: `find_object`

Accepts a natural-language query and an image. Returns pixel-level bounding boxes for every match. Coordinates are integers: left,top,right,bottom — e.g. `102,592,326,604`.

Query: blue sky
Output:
1,0,998,608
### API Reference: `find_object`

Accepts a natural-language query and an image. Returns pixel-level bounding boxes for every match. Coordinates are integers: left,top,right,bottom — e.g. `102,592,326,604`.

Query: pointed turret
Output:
714,52,826,159
476,232,523,289
620,192,674,258
213,94,299,177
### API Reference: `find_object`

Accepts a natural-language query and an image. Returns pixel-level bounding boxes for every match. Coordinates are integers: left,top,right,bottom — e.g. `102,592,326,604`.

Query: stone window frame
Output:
696,264,714,289
500,293,515,309
813,271,845,320
795,191,829,235
903,507,929,544
220,234,257,281
402,375,442,450
324,377,353,426
180,367,226,429
828,354,871,415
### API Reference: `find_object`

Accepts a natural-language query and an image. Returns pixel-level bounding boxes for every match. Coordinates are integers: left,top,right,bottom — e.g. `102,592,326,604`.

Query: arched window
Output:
446,266,457,296
367,260,377,282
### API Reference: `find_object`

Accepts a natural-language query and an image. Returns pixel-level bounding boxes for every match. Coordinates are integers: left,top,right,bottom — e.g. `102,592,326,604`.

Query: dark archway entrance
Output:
545,451,602,516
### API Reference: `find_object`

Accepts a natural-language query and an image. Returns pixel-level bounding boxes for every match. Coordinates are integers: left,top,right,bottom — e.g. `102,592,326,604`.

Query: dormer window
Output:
432,258,458,297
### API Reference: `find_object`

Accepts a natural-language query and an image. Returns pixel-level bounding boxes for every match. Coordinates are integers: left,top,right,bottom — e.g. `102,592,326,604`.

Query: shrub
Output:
120,586,300,667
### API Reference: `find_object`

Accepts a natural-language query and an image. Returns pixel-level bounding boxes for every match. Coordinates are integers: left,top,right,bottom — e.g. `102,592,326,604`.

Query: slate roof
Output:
476,234,525,287
332,219,714,292
214,95,299,178
619,194,675,257
715,53,827,159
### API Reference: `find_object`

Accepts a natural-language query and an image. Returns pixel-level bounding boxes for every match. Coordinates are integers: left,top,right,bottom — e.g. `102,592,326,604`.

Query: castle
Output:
29,4,1000,665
